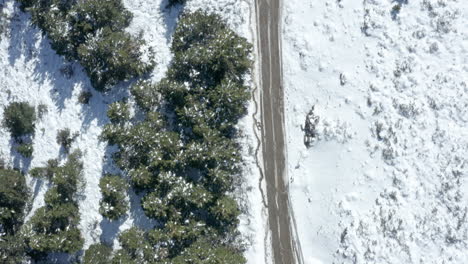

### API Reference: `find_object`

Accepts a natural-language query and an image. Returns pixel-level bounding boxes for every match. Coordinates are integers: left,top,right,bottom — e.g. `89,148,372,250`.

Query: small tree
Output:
172,239,246,264
56,128,78,150
99,174,129,220
2,102,36,139
77,28,152,91
107,102,130,124
0,169,29,234
83,243,112,264
16,143,34,158
26,151,84,256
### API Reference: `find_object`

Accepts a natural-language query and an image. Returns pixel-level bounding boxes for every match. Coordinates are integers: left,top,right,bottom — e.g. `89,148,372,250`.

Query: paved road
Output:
254,0,302,263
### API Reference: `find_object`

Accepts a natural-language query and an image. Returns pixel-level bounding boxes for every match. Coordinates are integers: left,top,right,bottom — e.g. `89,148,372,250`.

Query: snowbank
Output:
283,0,468,263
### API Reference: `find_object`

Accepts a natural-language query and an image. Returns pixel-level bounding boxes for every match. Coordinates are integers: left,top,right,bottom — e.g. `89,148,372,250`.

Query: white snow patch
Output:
283,0,468,263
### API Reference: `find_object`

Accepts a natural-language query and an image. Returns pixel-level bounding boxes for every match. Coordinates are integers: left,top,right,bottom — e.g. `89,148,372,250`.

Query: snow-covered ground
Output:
0,0,266,262
283,0,468,263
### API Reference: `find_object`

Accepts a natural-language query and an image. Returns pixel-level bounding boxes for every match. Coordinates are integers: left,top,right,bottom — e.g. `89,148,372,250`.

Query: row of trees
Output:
100,11,252,263
18,0,153,90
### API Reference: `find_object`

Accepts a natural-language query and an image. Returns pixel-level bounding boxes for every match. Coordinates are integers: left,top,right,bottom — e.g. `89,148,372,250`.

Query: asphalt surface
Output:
254,0,301,263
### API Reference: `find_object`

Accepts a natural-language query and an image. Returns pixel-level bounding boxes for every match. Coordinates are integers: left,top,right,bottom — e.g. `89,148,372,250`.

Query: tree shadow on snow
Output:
160,0,183,43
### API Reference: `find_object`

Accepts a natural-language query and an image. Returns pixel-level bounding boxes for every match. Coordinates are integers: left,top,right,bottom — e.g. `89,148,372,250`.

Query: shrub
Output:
2,102,36,139
16,143,33,158
26,151,84,256
107,102,130,124
78,90,93,104
99,174,128,220
0,234,28,263
29,159,58,180
77,28,151,91
37,104,48,119
170,11,252,87
56,128,78,150
0,169,29,234
19,0,152,91
130,80,161,112
83,243,112,264
69,0,132,48
172,239,246,264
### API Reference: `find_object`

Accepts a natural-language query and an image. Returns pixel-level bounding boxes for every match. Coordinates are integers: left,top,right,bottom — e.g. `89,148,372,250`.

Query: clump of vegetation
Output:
2,102,36,139
16,143,33,158
78,90,93,104
56,128,78,151
37,104,48,119
18,0,153,91
101,11,250,263
26,151,84,257
99,174,129,220
82,243,112,264
29,159,58,180
0,168,29,263
0,169,29,235
107,101,130,124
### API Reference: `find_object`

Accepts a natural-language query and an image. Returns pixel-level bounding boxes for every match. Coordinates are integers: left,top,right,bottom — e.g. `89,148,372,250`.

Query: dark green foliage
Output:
77,28,151,91
78,90,93,104
99,174,128,220
115,227,155,262
0,169,29,234
69,0,132,51
107,102,130,124
2,102,36,139
56,128,78,150
0,168,29,263
83,243,112,264
17,143,34,158
29,159,58,180
0,234,28,263
131,80,161,112
18,0,153,91
27,151,84,255
99,11,250,263
172,239,246,264
170,11,252,88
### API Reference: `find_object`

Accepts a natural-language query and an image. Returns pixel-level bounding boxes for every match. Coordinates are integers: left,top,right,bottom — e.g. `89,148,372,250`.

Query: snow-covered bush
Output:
78,90,92,104
17,0,153,91
56,128,78,151
16,143,33,158
82,243,112,264
77,28,152,91
2,102,36,139
107,101,130,124
170,11,252,89
0,168,29,263
98,174,128,220
0,169,29,235
26,151,84,257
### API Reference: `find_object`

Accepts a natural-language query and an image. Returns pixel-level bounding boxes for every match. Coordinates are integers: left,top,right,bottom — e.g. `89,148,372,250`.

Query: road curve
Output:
254,0,302,263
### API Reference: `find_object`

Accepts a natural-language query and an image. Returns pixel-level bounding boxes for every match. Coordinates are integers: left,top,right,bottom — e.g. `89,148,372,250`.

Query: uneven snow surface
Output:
0,0,266,262
283,0,468,263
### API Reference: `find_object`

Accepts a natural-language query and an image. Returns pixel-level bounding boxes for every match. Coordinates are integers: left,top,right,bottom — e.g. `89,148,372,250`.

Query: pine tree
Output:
2,102,36,139
83,243,112,264
99,174,129,220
